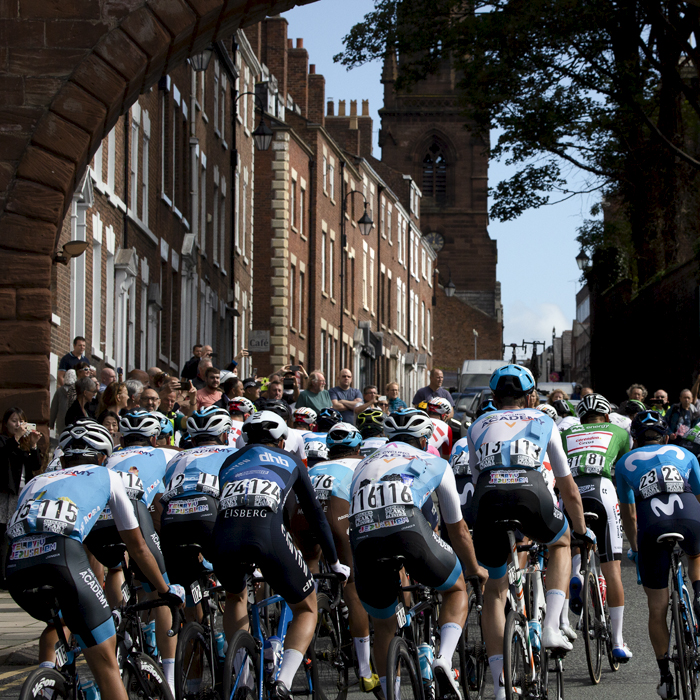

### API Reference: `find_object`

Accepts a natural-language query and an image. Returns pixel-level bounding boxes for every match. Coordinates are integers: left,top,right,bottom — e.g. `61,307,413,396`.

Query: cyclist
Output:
427,397,454,458
616,410,700,699
304,407,342,468
467,365,590,700
227,396,256,446
294,422,380,692
154,411,178,449
292,407,317,436
260,398,308,466
536,404,559,422
349,407,487,699
160,407,234,609
92,409,179,691
305,438,330,468
212,411,349,700
560,393,632,658
5,420,183,700
356,407,388,457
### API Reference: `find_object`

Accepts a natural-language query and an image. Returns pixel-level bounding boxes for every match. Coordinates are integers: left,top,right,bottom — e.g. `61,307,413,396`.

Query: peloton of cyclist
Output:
467,365,591,700
5,420,183,700
211,410,349,700
349,407,488,700
294,422,380,692
560,393,633,659
616,410,700,699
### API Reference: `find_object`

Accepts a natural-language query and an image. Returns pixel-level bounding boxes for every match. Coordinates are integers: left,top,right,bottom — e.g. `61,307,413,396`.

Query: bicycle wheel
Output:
223,630,260,700
682,586,700,700
310,593,349,700
386,636,422,700
459,593,486,699
19,668,69,700
175,621,216,700
504,610,529,700
672,590,692,700
582,571,603,684
123,652,174,700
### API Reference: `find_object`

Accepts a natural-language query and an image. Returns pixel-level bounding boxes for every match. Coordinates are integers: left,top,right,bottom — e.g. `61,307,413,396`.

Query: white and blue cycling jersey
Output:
304,432,328,446
161,445,236,503
360,436,388,458
467,408,569,493
105,446,179,507
449,436,471,478
349,441,463,524
308,458,357,508
6,466,138,543
615,444,700,504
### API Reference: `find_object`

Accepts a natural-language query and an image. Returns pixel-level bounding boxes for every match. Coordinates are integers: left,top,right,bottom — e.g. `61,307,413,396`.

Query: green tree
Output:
336,0,700,284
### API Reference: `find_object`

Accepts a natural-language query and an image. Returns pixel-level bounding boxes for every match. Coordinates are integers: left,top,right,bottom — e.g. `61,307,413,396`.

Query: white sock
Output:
544,590,566,631
609,606,624,646
353,636,372,678
489,655,504,697
161,658,175,695
560,597,570,626
277,648,304,688
438,622,462,664
39,661,55,669
379,676,387,697
571,554,582,581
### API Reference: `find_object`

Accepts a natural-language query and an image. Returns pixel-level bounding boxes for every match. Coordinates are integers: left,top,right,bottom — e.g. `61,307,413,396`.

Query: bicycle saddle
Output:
657,532,684,544
377,555,406,571
583,512,599,522
495,519,523,530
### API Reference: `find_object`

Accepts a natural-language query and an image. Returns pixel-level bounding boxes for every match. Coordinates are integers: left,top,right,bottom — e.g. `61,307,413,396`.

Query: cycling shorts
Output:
350,506,461,619
565,475,622,563
637,493,700,589
160,495,217,598
6,535,114,648
471,469,568,579
85,500,168,588
211,510,313,605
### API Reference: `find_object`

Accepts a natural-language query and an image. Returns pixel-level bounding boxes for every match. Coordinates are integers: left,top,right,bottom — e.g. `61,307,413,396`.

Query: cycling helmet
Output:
187,406,232,437
242,410,289,444
316,407,342,432
576,393,611,419
356,407,385,431
552,399,573,418
228,397,256,417
120,410,161,438
475,398,498,418
293,407,317,427
631,410,668,440
427,397,451,416
59,419,113,459
489,364,535,398
260,398,291,421
326,422,363,449
536,404,558,421
384,408,434,440
305,440,329,461
154,412,173,438
624,399,647,418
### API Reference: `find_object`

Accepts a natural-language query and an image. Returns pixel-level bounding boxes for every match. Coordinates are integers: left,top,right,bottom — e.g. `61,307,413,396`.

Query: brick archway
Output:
0,0,315,425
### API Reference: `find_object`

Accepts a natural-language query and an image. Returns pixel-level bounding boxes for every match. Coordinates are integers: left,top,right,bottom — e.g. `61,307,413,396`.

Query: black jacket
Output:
0,434,41,495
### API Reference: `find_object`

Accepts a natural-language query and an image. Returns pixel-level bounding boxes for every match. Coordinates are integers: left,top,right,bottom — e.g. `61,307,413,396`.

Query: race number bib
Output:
450,450,471,477
196,472,220,497
350,481,414,516
36,499,78,535
639,465,685,499
7,499,34,538
219,478,282,512
568,453,606,475
312,474,335,503
118,472,145,501
476,439,542,469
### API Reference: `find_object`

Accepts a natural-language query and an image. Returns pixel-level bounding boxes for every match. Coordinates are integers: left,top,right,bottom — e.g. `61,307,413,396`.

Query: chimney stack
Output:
338,100,346,116
326,99,334,116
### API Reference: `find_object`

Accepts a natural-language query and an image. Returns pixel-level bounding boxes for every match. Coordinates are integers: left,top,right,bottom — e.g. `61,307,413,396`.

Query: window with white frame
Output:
323,155,328,192
212,173,219,265
380,200,386,238
213,59,220,134
220,73,227,142
299,185,305,236
427,256,432,286
91,213,103,358
199,153,207,254
299,269,305,333
93,140,103,185
413,293,419,345
105,226,115,362
234,169,240,250
421,301,426,347
321,230,327,293
107,126,116,193
396,278,402,333
426,309,431,351
159,91,167,198
130,113,139,213
421,248,426,279
402,220,408,268
242,168,248,253
370,249,375,314
329,162,335,199
200,71,206,115
362,245,368,309
387,204,392,244
141,111,150,224
220,176,226,272
320,329,326,372
329,235,335,298
397,214,403,262
290,177,296,229
290,264,296,329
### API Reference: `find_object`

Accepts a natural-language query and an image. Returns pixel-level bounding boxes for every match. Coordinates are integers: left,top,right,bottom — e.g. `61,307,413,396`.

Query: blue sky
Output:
282,0,596,355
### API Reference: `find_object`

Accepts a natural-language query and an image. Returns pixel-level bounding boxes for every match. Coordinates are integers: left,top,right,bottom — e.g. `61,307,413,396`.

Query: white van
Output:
458,360,507,393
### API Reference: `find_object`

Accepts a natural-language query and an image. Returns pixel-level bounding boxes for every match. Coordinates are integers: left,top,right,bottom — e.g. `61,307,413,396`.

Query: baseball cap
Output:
242,377,259,389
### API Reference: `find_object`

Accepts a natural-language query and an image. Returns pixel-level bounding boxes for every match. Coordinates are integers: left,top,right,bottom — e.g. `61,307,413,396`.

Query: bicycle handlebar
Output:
314,572,344,609
127,598,181,637
466,576,483,609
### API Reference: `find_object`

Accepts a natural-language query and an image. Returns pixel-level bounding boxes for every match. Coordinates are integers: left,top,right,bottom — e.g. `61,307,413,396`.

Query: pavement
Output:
0,554,667,699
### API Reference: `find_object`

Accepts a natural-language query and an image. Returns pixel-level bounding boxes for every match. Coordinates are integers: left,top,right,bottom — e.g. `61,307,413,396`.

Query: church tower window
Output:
422,142,447,201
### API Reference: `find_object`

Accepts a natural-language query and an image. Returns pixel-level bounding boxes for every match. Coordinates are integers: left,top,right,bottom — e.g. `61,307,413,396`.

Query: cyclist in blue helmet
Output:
316,407,343,432
469,365,590,699
154,411,175,448
475,398,498,419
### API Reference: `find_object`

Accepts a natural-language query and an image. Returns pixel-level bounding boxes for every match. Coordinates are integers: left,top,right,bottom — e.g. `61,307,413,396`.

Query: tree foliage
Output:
336,0,700,284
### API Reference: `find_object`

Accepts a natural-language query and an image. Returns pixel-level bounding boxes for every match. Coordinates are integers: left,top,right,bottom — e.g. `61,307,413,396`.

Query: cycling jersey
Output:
560,422,630,479
161,444,232,504
104,446,178,507
609,412,632,434
6,467,138,543
236,428,307,464
360,436,388,458
429,419,453,458
227,422,243,447
349,441,463,618
212,444,338,604
448,436,474,526
557,416,579,431
308,458,356,508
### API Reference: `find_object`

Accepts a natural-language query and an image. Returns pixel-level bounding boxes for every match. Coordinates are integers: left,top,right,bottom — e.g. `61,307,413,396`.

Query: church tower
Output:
379,47,503,370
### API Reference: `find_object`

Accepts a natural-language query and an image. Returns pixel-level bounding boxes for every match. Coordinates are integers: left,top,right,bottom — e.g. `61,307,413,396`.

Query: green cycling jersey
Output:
560,421,630,480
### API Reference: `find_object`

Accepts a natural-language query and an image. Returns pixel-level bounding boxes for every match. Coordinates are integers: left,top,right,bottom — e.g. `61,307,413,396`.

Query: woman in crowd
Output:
49,368,77,435
98,380,129,417
385,382,407,412
64,377,98,426
98,409,121,439
0,407,42,586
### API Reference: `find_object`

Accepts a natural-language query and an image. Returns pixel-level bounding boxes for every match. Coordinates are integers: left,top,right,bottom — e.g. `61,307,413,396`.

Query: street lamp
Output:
54,239,89,265
443,264,456,297
473,328,479,359
190,46,214,73
357,203,374,236
235,92,273,151
576,249,590,270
